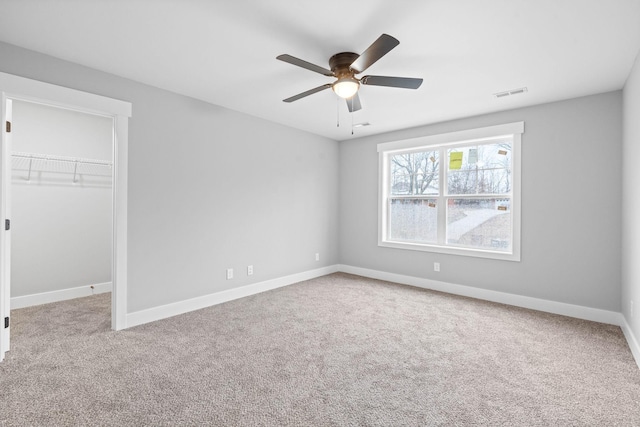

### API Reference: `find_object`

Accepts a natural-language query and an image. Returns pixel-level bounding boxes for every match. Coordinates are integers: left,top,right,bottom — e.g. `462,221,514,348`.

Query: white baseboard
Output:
11,281,112,310
122,262,639,370
338,265,622,325
338,264,639,369
126,265,339,328
620,317,640,369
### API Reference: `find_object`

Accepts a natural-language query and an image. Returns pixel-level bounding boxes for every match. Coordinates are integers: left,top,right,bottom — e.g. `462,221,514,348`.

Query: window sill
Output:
378,240,520,262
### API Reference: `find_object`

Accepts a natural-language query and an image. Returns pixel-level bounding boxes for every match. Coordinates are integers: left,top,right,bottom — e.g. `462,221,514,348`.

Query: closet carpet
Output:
1,273,639,426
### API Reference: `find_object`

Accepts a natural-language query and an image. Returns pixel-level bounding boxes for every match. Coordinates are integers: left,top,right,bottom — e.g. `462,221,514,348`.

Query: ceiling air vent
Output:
353,122,371,128
494,87,528,98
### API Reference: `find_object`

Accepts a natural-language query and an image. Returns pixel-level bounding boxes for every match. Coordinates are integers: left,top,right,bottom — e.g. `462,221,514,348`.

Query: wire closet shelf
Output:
11,151,113,183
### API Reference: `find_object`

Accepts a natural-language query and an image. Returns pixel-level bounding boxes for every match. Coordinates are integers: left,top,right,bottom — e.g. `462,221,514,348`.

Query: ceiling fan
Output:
276,34,423,112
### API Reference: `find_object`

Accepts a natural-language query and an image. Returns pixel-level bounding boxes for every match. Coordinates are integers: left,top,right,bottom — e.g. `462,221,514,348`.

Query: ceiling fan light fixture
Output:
332,77,360,99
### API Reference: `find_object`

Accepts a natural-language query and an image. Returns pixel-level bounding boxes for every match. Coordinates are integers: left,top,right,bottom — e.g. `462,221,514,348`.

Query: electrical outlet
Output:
434,262,440,272
226,268,233,280
247,265,253,276
315,253,320,261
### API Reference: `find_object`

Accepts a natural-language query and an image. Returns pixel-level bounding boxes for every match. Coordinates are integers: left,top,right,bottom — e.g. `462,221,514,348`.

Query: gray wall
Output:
11,100,112,297
0,42,339,312
623,52,640,343
0,40,627,320
340,92,622,311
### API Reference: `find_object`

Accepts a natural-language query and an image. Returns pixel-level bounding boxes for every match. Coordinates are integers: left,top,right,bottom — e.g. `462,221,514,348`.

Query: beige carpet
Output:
1,273,639,426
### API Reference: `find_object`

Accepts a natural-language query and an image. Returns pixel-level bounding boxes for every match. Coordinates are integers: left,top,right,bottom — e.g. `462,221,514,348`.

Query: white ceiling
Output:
0,0,639,141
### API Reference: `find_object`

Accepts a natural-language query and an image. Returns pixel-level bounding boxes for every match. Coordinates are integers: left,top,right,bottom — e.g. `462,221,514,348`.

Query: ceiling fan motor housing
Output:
329,52,360,78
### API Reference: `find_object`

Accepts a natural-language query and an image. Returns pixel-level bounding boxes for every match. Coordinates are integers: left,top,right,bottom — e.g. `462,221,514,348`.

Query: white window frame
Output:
378,122,523,261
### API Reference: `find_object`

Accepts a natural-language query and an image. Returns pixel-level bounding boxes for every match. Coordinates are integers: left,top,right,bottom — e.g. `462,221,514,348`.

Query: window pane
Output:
447,141,512,195
446,198,511,251
389,199,438,243
390,151,439,195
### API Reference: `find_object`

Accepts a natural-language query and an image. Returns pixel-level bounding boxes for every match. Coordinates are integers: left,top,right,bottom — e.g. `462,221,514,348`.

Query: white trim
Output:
10,282,112,309
0,96,12,361
377,121,524,152
337,264,622,325
378,240,519,261
620,317,640,369
511,131,522,261
0,72,131,117
377,150,387,259
126,266,339,328
112,114,128,330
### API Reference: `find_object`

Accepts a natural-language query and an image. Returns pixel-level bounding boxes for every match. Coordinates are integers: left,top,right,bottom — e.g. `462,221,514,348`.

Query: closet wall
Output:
11,100,112,299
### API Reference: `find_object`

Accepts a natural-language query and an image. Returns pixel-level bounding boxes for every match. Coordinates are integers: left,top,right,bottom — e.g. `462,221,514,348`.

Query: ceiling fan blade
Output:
346,93,362,112
361,75,423,89
350,34,400,74
276,54,334,76
283,84,332,103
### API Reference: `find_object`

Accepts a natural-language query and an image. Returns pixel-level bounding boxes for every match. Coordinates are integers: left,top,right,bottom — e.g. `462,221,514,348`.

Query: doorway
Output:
10,100,114,313
0,72,131,362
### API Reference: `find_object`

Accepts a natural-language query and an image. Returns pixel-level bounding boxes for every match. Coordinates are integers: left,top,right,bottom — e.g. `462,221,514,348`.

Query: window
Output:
378,122,523,261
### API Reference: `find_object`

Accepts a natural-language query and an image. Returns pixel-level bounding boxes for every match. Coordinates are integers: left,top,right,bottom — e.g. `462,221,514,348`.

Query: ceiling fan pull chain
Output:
336,97,340,127
351,103,354,135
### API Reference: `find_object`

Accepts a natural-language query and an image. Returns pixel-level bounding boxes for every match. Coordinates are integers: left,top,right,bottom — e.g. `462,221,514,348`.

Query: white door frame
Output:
0,72,131,362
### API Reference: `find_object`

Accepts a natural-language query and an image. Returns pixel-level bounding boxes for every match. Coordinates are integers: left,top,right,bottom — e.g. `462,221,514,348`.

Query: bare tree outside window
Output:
388,150,439,243
391,151,439,195
447,142,511,195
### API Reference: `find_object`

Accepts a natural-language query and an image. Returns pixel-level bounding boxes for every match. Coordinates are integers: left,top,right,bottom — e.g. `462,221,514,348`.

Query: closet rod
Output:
11,152,112,166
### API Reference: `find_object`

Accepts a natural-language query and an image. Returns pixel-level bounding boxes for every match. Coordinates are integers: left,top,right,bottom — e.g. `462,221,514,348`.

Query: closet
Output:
10,100,113,308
